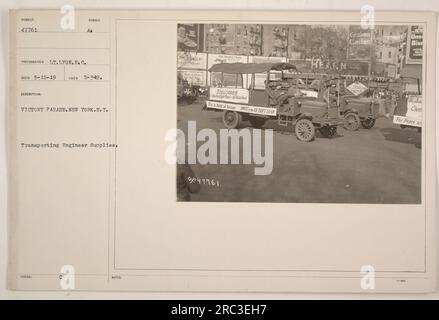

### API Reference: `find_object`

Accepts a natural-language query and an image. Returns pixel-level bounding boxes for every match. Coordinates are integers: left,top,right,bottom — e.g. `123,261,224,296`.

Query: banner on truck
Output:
206,100,277,116
209,87,249,104
393,95,422,127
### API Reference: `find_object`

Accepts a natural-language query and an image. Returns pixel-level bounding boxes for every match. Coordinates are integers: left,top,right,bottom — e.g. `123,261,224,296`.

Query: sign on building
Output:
179,70,207,86
177,24,204,51
393,95,422,128
387,64,397,78
346,81,368,95
406,25,423,64
207,54,248,69
177,51,207,69
347,26,372,61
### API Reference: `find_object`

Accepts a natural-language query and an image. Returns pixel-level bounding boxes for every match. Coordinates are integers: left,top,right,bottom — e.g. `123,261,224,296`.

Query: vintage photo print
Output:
176,23,423,204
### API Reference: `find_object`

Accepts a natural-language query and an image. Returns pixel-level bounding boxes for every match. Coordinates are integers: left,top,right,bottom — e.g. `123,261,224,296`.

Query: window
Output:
254,73,268,90
388,51,392,58
223,73,242,88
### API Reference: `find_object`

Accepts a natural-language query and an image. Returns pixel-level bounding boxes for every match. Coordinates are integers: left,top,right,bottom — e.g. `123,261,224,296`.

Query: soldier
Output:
383,89,393,119
265,80,304,106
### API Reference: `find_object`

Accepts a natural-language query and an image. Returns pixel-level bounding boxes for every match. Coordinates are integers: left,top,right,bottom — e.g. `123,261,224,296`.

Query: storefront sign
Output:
249,56,287,63
179,69,206,86
346,82,368,95
206,101,277,116
207,54,248,69
177,51,207,70
406,25,423,64
209,87,249,104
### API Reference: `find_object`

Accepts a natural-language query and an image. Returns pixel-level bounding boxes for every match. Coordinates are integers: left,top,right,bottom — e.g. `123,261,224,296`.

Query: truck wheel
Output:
249,117,267,128
319,126,337,138
295,118,315,142
222,110,241,129
343,112,360,131
361,117,376,129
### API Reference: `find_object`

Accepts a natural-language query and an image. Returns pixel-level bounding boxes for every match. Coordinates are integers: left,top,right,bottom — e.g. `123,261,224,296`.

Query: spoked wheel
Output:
295,118,315,142
183,88,193,96
361,117,376,129
249,116,267,128
222,111,241,129
319,126,337,138
343,112,360,131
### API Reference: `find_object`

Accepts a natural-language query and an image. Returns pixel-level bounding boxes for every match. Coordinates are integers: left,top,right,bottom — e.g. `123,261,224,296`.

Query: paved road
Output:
177,99,421,204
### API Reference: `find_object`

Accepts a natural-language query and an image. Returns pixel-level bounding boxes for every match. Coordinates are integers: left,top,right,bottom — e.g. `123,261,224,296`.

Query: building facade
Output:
178,23,421,86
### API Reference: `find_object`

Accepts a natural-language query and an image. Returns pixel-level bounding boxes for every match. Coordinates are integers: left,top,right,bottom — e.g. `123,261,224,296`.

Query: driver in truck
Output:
265,80,304,106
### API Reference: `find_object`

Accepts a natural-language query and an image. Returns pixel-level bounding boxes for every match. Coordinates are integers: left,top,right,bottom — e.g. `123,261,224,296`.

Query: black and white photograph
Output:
3,5,438,297
177,23,423,204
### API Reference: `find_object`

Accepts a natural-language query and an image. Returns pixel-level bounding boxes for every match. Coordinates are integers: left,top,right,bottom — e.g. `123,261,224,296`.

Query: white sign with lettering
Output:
209,87,249,104
301,90,318,98
177,51,207,70
393,116,422,127
206,100,277,116
406,95,422,119
179,69,206,86
346,82,368,96
393,95,422,128
207,54,248,69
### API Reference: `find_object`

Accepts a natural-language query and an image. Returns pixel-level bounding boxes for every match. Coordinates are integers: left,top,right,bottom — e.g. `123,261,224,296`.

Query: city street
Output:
177,98,421,204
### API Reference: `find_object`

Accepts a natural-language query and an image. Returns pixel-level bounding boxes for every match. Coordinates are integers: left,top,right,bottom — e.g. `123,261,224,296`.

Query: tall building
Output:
262,25,289,57
287,25,307,59
204,24,262,55
373,26,407,78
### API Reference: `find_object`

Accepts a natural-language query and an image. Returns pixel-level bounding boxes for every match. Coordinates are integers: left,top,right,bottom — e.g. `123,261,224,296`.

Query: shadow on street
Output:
380,127,422,148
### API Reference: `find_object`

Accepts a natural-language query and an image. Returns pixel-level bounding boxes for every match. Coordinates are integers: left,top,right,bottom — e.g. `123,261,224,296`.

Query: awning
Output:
400,64,422,81
208,62,297,74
